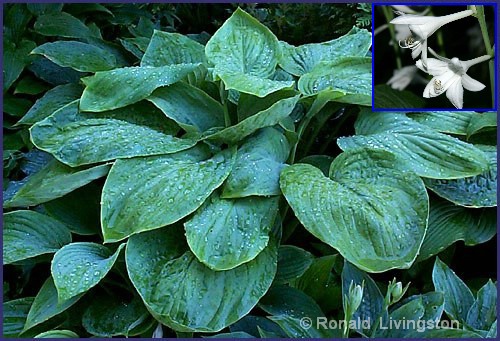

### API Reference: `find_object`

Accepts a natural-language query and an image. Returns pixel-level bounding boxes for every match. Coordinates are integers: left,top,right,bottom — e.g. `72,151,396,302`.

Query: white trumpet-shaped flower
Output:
391,9,474,68
416,48,490,109
387,65,419,90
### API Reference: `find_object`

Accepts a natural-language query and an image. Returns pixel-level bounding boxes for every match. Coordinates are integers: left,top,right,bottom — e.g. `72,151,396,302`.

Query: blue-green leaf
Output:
24,277,82,332
33,12,94,39
281,148,428,272
407,111,475,135
51,243,125,302
4,159,110,207
3,210,72,265
31,41,117,72
275,245,314,284
279,27,371,76
185,192,278,270
338,111,489,179
3,40,36,91
375,297,425,337
79,64,202,112
101,147,235,242
126,225,277,332
423,145,497,207
342,261,386,336
82,293,151,337
216,70,294,98
34,330,79,338
17,86,74,127
466,280,497,331
298,57,371,106
142,30,206,66
30,101,194,167
2,297,35,337
432,258,475,323
222,127,290,197
417,199,496,262
467,112,496,139
147,82,225,133
205,95,299,144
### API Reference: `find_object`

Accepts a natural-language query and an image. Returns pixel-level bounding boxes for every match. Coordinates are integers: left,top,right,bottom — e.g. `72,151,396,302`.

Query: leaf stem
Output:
219,81,231,127
382,6,402,69
475,5,495,106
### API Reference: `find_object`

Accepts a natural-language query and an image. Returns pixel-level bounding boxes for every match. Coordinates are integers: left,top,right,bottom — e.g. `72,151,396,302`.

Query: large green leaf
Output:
407,328,482,338
338,112,489,179
147,82,225,133
222,127,290,197
101,147,235,242
126,225,277,332
4,159,110,207
23,277,82,332
2,297,35,337
16,83,83,126
216,70,294,98
407,111,475,135
27,3,63,15
280,148,428,272
205,95,299,144
82,293,151,337
275,246,313,284
185,192,278,270
33,12,93,39
51,243,125,302
3,210,72,265
205,8,293,97
279,27,371,76
342,261,386,336
79,64,201,112
14,75,51,95
373,85,426,109
417,198,496,262
31,41,117,72
466,280,497,331
432,258,475,323
298,57,371,106
424,145,497,207
467,112,496,139
205,8,280,77
141,30,206,66
30,101,194,167
3,40,36,91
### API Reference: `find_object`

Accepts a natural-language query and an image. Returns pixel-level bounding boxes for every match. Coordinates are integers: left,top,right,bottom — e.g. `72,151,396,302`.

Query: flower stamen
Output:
398,35,421,49
433,79,443,93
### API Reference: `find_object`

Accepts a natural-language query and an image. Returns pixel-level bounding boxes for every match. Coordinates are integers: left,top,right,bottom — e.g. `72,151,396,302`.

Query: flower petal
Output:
416,58,449,76
461,74,486,92
411,42,423,59
390,14,434,25
446,78,464,109
423,72,459,98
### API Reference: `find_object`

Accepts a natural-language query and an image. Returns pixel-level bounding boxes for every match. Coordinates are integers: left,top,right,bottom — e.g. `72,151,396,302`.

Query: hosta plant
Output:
3,4,497,338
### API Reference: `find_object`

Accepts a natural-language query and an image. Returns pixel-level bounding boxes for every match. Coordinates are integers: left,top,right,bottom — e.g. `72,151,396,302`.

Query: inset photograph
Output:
373,4,496,110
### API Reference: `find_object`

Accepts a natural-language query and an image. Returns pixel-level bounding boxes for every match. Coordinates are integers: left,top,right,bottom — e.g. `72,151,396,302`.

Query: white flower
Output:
391,9,474,68
416,48,490,109
387,65,419,90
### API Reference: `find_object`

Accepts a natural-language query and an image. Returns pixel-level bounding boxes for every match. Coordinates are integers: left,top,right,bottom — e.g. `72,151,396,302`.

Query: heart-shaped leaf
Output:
185,192,279,270
101,147,235,242
281,148,428,272
2,297,35,337
51,242,125,302
126,225,277,332
338,111,489,179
